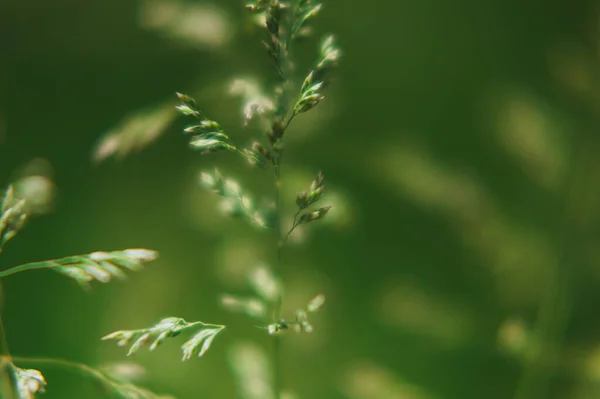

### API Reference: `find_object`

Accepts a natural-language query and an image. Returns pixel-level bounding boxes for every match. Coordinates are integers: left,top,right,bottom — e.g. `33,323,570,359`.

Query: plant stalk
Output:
273,156,284,399
269,3,301,397
5,355,119,394
0,261,55,279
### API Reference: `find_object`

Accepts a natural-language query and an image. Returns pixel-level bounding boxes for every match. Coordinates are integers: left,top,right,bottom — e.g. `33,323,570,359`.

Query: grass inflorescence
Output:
1,1,340,397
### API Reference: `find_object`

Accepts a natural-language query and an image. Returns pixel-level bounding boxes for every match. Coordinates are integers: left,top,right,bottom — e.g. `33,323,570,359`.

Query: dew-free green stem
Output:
273,155,284,399
284,210,303,242
0,260,56,278
8,356,110,384
6,355,120,395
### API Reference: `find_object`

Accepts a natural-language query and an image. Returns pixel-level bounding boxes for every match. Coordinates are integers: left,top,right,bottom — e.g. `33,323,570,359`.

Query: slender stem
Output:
284,111,297,131
284,210,302,242
273,155,284,399
6,355,118,394
0,261,56,279
284,225,296,242
9,355,104,378
189,321,227,330
269,3,301,398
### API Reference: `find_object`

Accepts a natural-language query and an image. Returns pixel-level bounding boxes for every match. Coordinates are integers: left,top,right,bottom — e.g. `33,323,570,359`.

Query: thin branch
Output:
284,210,302,242
0,260,58,279
6,355,118,394
273,154,284,399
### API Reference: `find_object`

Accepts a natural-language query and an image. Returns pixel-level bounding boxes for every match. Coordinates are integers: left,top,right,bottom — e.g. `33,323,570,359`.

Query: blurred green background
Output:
3,0,600,398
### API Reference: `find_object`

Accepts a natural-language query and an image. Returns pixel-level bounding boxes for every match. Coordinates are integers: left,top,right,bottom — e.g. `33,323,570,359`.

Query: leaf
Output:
102,318,225,361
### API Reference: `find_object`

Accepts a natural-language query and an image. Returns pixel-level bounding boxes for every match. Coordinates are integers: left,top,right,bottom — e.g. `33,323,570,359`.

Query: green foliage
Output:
0,178,163,398
172,1,339,397
101,1,341,398
102,318,225,360
1,0,342,397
